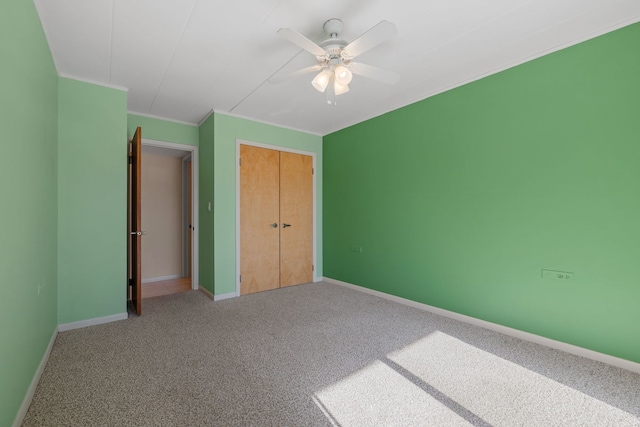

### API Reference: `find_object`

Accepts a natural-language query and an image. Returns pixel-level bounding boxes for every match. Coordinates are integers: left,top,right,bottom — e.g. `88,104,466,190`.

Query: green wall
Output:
0,0,59,425
127,113,199,146
324,23,640,363
58,78,128,324
199,114,215,293
212,113,323,296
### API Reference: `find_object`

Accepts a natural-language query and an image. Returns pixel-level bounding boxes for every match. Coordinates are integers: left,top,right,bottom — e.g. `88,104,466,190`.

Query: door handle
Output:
270,223,278,228
282,223,291,228
130,231,146,236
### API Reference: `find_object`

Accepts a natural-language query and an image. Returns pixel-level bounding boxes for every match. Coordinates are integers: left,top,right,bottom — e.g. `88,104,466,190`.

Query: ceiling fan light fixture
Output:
334,64,353,85
334,81,349,96
312,69,331,92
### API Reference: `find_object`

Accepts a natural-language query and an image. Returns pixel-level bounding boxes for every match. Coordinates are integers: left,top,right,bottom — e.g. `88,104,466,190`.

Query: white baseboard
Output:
214,292,237,301
199,286,214,300
58,312,128,332
142,274,182,284
199,287,237,301
323,277,640,374
13,327,58,427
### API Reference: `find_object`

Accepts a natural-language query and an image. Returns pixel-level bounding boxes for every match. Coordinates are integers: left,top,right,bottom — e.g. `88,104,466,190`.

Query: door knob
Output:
270,223,278,228
282,223,291,228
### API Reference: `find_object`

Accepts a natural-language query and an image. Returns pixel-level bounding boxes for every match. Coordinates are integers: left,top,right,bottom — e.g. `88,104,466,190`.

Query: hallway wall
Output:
141,151,184,279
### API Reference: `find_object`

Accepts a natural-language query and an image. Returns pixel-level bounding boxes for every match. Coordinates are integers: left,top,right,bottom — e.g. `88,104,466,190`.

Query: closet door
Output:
240,145,280,295
280,152,313,287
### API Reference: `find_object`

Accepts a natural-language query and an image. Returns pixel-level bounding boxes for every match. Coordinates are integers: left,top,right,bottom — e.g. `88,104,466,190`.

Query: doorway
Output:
141,139,199,299
236,140,317,296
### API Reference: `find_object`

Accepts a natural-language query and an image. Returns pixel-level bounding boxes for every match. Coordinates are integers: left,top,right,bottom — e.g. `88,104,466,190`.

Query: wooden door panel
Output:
240,145,281,295
279,152,313,287
129,127,142,314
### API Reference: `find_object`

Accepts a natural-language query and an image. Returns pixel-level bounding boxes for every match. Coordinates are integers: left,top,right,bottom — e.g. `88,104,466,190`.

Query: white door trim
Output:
235,139,318,297
181,153,192,278
142,138,199,290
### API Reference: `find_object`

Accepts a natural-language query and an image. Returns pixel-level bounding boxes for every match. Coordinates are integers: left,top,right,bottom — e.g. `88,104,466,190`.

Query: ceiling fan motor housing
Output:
323,18,343,37
319,19,351,65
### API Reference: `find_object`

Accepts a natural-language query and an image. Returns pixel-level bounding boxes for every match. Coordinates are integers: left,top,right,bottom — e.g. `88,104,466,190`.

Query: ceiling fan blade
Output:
269,65,322,85
277,28,326,56
343,21,397,58
350,62,400,85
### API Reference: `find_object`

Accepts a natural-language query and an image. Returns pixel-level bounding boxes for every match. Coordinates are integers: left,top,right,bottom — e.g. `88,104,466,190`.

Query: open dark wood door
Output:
128,127,142,315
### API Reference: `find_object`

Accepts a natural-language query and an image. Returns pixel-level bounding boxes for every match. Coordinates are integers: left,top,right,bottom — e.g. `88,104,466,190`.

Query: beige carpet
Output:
23,282,640,426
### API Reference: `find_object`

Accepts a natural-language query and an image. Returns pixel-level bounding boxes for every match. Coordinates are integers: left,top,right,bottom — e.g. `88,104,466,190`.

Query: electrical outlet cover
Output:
541,269,574,281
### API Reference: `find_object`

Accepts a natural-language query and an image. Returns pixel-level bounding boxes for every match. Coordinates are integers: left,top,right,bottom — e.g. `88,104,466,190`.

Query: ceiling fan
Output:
269,18,400,105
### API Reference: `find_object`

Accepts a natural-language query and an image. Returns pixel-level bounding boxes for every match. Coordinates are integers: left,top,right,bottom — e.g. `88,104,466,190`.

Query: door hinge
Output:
312,168,314,175
128,155,133,164
239,274,242,283
239,158,242,166
312,265,314,272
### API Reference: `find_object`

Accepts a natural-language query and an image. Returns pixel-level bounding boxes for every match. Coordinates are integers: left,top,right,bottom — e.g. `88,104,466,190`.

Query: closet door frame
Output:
235,139,318,296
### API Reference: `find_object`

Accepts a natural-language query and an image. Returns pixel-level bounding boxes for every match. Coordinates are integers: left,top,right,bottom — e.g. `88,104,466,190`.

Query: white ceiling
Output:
35,0,640,136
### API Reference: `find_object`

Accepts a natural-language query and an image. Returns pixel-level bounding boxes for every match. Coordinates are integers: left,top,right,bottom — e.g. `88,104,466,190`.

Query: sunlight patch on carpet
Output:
387,331,637,426
314,360,471,426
